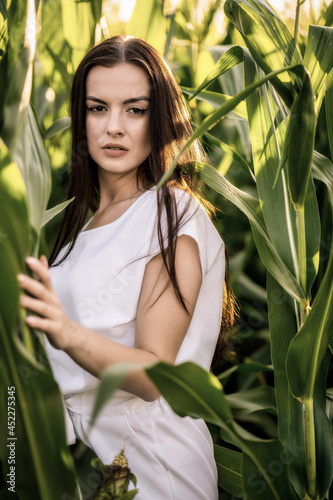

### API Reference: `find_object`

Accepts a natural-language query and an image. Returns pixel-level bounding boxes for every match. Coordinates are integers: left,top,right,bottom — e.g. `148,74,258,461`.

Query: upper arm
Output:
135,235,202,363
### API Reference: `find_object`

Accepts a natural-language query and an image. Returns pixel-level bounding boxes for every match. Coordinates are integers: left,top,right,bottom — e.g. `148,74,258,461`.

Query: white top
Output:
46,187,225,395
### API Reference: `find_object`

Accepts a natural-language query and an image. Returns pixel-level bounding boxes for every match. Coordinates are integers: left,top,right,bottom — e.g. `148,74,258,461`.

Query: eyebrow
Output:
86,96,151,105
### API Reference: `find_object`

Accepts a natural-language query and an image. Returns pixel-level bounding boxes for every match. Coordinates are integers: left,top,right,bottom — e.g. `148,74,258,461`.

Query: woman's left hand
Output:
18,256,75,350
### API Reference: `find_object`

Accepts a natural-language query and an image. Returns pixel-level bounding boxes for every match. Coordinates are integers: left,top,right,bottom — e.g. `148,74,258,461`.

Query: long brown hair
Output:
49,35,235,362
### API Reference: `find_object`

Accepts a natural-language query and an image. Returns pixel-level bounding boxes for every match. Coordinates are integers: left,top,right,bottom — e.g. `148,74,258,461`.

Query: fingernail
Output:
26,257,37,266
26,316,37,326
17,274,25,282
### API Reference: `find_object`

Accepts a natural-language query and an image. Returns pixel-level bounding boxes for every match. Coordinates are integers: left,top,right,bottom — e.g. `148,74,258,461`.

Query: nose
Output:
106,110,124,136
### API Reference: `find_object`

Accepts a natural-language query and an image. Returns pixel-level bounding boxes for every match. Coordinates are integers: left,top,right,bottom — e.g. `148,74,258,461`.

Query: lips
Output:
102,143,128,151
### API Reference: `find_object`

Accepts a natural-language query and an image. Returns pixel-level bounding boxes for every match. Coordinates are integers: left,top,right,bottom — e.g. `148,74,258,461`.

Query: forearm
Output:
62,319,161,401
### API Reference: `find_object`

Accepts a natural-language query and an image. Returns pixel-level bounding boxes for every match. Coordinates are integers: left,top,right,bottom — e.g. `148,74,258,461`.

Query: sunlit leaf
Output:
126,0,166,54
182,87,247,119
224,0,303,107
188,45,244,101
42,197,74,228
286,250,333,400
287,71,316,208
43,116,71,140
304,24,333,109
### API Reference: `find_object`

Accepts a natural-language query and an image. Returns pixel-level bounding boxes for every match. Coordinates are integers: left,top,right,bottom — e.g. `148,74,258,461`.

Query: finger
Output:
19,294,58,319
17,274,58,306
40,255,49,269
25,257,54,291
25,316,70,349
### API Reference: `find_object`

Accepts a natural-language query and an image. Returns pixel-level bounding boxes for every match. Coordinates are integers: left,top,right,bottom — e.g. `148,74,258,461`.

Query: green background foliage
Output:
0,0,333,499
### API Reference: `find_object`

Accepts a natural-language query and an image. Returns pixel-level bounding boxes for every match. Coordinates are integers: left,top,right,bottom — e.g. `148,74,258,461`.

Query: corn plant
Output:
0,0,78,498
144,1,333,498
1,0,333,499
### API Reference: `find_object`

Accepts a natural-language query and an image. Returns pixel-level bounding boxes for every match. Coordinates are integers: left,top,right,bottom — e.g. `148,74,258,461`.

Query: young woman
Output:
18,36,233,499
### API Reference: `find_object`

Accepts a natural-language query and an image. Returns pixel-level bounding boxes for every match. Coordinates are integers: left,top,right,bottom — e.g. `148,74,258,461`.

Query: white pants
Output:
64,391,218,500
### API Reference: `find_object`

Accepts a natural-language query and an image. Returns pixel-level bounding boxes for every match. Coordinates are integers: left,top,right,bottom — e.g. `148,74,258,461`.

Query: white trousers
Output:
64,391,218,500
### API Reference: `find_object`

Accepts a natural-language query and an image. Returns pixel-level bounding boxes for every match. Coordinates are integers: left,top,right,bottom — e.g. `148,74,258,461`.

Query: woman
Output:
18,36,232,499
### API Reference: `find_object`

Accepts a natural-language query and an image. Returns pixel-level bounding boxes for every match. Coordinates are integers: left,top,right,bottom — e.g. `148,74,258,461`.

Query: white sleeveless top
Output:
46,187,225,395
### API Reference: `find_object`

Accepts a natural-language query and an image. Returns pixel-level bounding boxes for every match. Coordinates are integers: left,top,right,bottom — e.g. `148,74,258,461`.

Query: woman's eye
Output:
128,107,147,116
88,105,105,113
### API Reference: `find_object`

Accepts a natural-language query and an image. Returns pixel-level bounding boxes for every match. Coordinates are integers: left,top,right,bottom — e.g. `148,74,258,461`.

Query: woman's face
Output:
85,63,151,184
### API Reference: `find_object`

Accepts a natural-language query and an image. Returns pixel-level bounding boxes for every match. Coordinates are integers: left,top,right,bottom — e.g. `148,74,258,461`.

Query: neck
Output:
97,171,145,212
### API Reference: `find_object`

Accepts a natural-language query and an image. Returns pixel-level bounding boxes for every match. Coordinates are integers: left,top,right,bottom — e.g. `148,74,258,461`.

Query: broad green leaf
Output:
304,25,333,108
157,63,304,188
218,362,273,385
43,116,71,140
200,162,304,301
224,0,302,107
214,444,244,498
267,274,306,498
241,439,299,500
286,249,333,400
0,140,30,265
182,87,247,119
209,45,251,160
313,352,333,498
245,56,320,296
244,56,298,280
204,132,252,174
146,361,233,424
0,0,36,151
126,0,166,54
188,45,244,101
42,197,74,228
288,71,316,208
14,104,51,247
312,149,333,209
147,362,297,499
325,68,333,161
0,315,78,500
61,0,95,68
226,386,276,418
90,363,147,427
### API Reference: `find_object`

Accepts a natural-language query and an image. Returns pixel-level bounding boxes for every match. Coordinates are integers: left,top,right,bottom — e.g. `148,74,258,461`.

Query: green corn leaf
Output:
90,363,148,428
41,197,75,228
0,0,36,151
240,439,299,500
146,361,233,424
325,68,333,161
188,45,244,101
224,0,303,107
14,105,52,251
199,163,304,301
267,274,306,498
147,362,298,500
0,140,30,266
61,0,96,68
312,149,333,209
286,248,333,401
182,87,247,119
204,132,252,175
287,71,316,208
226,386,276,418
157,63,304,189
126,0,166,54
214,445,244,498
304,25,333,109
0,145,77,500
43,116,71,141
218,362,273,385
0,315,78,500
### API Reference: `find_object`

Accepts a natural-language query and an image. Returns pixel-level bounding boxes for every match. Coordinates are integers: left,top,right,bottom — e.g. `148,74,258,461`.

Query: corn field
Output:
0,0,333,499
